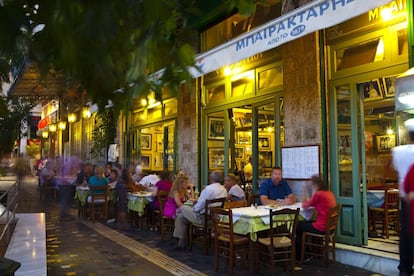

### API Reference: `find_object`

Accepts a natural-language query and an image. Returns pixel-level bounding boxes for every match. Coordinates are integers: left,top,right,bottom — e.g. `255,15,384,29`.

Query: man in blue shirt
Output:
260,166,296,205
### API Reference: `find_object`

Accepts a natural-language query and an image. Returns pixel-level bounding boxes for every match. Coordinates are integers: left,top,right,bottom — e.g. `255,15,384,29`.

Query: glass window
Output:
231,71,254,97
335,37,384,71
336,85,353,197
258,66,283,91
207,84,225,104
397,28,408,56
208,111,226,171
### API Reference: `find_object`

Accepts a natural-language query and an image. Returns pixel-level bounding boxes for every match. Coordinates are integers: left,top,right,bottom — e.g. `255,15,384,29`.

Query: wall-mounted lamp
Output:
82,106,91,119
49,124,57,132
58,121,67,130
68,113,77,123
42,131,49,138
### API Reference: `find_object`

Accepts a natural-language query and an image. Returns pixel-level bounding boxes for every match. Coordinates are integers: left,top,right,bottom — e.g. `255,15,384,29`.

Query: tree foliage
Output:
0,0,256,114
0,95,36,157
90,108,116,160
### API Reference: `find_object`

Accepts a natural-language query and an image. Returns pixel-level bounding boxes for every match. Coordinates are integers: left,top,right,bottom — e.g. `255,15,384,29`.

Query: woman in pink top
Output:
295,175,336,260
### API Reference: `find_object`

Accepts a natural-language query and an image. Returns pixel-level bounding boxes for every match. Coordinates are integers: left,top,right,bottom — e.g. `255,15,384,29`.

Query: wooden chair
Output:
211,207,250,275
189,197,226,255
369,189,400,238
151,190,168,231
258,208,299,276
224,199,248,209
157,191,175,239
87,185,109,223
300,204,342,267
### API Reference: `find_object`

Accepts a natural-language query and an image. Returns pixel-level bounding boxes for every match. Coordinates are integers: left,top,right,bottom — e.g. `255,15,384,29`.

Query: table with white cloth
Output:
229,202,314,272
231,202,314,241
127,191,153,217
367,189,399,208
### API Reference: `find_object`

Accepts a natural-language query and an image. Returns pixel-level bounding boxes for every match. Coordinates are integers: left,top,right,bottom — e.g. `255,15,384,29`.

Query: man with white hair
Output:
392,118,414,276
173,170,227,249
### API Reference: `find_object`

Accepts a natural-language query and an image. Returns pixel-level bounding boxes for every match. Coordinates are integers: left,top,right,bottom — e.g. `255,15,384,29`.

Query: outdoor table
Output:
127,191,153,229
231,202,314,240
127,191,153,217
367,188,399,208
228,202,314,272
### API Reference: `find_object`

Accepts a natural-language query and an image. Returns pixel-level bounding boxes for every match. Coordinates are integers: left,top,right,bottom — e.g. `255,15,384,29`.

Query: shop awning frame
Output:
187,0,393,78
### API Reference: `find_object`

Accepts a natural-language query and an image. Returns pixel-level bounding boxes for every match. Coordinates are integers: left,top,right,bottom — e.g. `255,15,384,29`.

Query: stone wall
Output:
176,84,198,184
282,32,322,196
282,32,321,147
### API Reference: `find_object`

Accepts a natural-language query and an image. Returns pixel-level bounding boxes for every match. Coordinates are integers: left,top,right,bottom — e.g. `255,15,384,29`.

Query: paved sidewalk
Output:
14,176,382,276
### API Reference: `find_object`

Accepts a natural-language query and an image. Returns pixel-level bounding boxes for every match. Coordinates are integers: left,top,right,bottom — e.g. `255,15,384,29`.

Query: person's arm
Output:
173,191,184,207
193,187,210,213
285,193,296,205
151,186,158,197
260,195,279,205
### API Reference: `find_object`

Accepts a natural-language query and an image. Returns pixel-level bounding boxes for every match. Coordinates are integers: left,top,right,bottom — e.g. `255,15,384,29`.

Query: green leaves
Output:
1,0,257,113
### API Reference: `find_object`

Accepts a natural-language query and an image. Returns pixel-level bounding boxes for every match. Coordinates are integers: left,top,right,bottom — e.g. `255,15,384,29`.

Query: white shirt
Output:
193,183,227,214
392,144,414,197
229,184,245,201
138,174,160,187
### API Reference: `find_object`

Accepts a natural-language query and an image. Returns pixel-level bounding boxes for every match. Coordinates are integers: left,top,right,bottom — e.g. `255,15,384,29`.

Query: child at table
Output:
163,175,189,219
295,175,336,261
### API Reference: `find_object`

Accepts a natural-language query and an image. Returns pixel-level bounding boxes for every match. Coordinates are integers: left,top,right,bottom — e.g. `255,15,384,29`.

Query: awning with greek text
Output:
188,0,394,78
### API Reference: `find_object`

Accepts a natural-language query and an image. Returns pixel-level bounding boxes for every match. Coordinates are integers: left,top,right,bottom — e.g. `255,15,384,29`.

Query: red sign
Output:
37,117,50,129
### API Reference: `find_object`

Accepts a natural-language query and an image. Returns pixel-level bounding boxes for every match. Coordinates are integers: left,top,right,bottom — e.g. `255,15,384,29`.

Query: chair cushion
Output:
258,236,292,248
87,196,107,204
217,233,249,244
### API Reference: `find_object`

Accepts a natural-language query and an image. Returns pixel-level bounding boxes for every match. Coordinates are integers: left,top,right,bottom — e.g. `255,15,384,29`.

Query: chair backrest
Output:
211,207,234,241
384,190,399,211
269,208,300,245
203,197,226,226
90,185,109,202
224,200,248,209
157,190,169,213
325,204,342,240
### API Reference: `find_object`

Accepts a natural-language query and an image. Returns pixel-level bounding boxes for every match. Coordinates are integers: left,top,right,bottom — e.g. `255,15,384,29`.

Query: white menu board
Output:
281,145,320,179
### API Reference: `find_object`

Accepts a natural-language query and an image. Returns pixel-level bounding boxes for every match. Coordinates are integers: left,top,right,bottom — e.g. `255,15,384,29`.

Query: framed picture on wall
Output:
376,134,396,153
382,75,397,97
152,153,163,170
140,155,151,169
156,133,164,152
140,134,152,150
357,79,383,101
236,131,252,144
208,118,225,140
258,135,271,150
234,146,245,159
208,148,225,170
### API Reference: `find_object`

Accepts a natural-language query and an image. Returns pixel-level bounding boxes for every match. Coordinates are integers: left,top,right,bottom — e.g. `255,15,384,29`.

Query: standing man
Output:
392,118,414,276
260,166,296,205
173,170,227,249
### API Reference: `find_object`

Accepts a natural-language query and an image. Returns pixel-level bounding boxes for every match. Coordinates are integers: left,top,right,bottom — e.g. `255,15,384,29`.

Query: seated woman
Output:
88,166,108,194
147,170,173,227
295,175,336,260
163,175,189,219
224,173,245,201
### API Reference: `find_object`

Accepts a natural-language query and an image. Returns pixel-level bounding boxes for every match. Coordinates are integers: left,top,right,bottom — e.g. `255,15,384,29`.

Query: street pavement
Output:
13,176,383,276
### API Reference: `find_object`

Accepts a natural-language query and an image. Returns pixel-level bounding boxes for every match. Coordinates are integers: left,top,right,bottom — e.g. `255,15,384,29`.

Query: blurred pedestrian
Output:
392,118,414,276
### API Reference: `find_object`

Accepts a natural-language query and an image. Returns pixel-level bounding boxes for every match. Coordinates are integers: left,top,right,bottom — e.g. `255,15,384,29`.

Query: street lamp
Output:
68,113,77,123
49,124,57,133
82,106,91,119
58,121,67,130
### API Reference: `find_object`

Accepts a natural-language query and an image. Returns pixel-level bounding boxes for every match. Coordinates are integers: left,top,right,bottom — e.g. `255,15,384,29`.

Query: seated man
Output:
260,166,296,205
173,170,227,249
